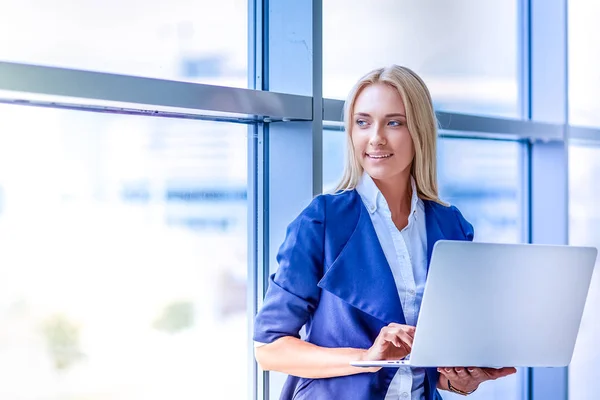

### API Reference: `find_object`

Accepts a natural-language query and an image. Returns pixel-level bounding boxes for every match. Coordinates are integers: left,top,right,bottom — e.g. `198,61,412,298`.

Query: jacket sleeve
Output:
451,205,475,242
253,195,326,344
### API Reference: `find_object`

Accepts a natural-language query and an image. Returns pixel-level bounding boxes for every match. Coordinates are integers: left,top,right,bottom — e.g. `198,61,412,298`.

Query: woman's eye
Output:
388,120,403,127
356,119,368,127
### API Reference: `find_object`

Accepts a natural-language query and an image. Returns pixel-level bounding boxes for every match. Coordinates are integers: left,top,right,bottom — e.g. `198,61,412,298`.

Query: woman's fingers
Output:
387,323,416,338
484,367,517,380
381,326,414,349
438,367,459,381
382,332,403,349
394,331,413,349
467,367,484,380
454,367,471,378
438,366,515,394
500,367,517,376
363,324,416,361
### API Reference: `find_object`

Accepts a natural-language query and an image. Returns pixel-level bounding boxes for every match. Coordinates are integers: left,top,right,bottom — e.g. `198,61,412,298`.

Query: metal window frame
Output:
527,1,571,400
1,60,599,140
247,1,266,400
0,61,312,123
251,1,323,400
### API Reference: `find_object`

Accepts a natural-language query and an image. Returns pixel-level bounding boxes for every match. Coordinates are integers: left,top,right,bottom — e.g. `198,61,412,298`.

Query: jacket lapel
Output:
315,199,450,325
317,201,405,325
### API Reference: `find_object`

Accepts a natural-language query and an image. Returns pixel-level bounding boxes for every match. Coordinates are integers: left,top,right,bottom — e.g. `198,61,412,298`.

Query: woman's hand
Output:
360,323,415,365
437,366,517,394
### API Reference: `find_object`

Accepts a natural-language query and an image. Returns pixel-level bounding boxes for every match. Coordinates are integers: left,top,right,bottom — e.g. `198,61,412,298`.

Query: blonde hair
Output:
334,65,445,205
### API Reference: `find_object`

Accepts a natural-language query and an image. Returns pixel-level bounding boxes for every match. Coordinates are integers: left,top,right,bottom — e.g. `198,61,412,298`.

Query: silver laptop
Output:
351,240,597,368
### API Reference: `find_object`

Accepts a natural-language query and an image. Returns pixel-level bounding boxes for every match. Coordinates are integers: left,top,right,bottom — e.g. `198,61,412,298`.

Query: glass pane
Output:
323,131,525,399
568,1,600,126
568,143,600,400
323,0,519,118
438,139,522,244
0,0,247,87
0,104,248,399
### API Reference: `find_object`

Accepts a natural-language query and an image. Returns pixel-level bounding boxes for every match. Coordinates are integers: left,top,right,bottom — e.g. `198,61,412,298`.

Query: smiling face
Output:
351,83,415,184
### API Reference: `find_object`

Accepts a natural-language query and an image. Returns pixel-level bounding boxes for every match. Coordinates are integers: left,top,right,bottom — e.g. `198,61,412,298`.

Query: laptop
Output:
351,240,597,368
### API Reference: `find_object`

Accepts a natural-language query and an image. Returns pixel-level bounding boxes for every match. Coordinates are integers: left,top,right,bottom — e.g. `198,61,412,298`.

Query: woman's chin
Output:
363,167,405,182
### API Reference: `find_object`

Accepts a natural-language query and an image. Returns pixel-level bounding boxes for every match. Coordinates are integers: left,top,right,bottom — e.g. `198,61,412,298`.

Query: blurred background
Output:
0,0,598,399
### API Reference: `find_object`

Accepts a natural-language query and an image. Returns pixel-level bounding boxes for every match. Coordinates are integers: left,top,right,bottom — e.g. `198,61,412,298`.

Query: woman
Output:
253,65,516,399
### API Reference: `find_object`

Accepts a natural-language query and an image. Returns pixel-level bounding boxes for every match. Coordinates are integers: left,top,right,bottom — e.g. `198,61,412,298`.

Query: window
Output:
437,138,524,399
438,138,523,244
0,0,247,87
568,143,600,400
0,104,248,399
568,0,600,127
323,0,520,118
323,131,525,399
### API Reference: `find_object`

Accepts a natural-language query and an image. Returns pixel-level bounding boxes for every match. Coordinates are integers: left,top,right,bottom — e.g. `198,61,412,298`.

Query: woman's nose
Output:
369,127,386,146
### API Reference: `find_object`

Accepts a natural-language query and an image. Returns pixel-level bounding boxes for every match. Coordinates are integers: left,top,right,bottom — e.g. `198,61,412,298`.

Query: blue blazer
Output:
254,189,474,400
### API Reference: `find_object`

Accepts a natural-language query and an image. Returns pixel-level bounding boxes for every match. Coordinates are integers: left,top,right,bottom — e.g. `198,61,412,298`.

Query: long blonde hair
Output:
334,65,445,205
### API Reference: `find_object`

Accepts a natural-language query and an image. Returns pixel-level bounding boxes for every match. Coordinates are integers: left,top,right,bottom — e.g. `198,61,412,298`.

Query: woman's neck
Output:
373,172,413,216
